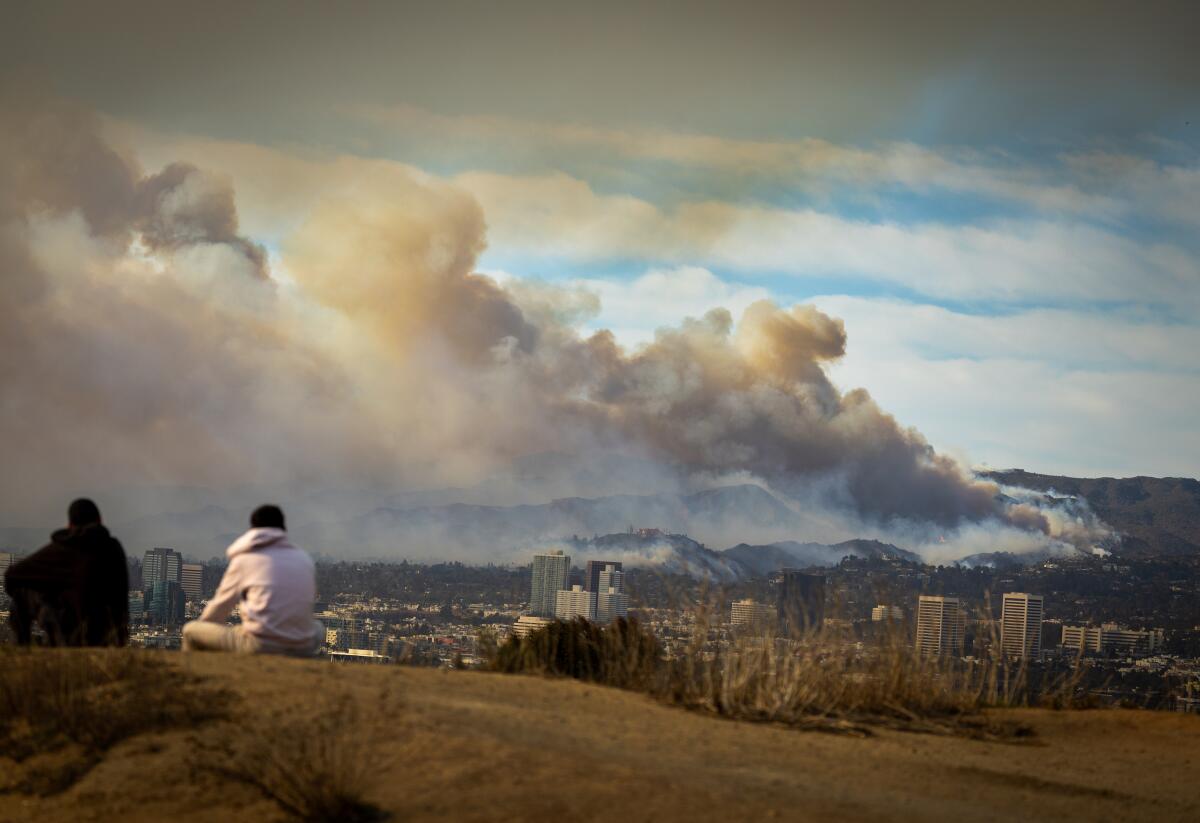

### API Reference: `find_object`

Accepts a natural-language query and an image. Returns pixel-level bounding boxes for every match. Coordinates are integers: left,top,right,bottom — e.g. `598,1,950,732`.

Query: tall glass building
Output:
530,551,570,617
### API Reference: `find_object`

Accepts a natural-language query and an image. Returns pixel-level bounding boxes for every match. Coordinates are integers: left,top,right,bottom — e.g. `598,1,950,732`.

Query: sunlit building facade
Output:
915,595,964,656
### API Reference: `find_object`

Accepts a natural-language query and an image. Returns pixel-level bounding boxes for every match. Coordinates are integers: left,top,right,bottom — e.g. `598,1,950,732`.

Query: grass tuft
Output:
0,647,228,794
193,690,396,822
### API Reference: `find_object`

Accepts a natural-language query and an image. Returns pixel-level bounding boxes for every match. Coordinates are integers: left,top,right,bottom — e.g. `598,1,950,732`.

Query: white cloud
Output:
574,267,769,346
456,170,1199,309
352,104,1125,218
113,123,1198,311
808,296,1200,477
810,297,1200,373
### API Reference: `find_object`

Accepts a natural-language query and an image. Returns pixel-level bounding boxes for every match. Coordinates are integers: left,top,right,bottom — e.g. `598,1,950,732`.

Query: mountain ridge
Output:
984,469,1200,556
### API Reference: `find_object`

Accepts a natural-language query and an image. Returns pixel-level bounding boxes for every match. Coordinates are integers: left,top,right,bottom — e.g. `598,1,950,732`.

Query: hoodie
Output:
5,523,129,646
200,527,316,648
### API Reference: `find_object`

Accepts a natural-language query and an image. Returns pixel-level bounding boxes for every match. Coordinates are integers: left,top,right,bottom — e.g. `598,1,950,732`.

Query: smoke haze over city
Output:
1,2,1196,563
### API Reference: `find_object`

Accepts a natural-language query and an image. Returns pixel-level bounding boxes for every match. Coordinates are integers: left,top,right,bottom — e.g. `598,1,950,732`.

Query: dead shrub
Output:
194,691,396,822
489,617,660,691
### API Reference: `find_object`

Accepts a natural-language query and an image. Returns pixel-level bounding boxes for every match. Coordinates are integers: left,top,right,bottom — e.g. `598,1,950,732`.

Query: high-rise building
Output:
530,551,571,617
1000,592,1044,660
180,563,204,601
597,564,623,594
147,580,185,626
594,564,628,623
730,599,775,629
128,590,145,621
776,570,825,637
596,588,628,623
0,552,18,605
915,595,964,656
0,551,19,577
143,547,182,587
555,585,596,621
871,605,904,622
585,560,623,592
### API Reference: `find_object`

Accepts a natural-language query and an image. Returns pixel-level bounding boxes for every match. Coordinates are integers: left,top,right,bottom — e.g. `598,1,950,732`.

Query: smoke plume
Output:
0,95,1095,557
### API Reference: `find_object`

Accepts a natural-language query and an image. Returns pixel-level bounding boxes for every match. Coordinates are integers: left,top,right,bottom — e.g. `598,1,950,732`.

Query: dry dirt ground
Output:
3,652,1198,822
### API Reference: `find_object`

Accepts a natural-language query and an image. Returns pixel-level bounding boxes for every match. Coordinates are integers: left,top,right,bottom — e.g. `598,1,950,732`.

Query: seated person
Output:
5,498,129,647
182,505,322,656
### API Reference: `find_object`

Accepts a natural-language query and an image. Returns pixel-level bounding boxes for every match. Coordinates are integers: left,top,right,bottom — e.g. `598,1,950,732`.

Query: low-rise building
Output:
1061,623,1164,656
730,599,774,628
513,615,554,638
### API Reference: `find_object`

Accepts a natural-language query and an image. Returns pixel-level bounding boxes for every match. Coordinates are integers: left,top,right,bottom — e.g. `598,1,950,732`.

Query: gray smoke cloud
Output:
0,94,1099,558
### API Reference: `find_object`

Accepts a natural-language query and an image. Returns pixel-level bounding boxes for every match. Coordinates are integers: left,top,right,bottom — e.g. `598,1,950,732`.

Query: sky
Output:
1,0,1197,532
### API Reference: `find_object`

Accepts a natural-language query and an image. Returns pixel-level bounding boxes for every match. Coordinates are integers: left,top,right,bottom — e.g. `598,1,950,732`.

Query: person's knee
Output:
181,620,206,651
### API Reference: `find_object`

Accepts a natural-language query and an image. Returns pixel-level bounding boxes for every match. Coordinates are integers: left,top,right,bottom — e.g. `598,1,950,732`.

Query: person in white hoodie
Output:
181,505,322,655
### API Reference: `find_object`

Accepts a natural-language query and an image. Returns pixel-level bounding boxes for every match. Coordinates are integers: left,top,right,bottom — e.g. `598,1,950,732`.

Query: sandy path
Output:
4,654,1198,822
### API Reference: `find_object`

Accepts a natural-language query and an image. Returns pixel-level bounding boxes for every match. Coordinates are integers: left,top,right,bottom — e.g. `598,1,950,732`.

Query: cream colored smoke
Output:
1,95,1046,538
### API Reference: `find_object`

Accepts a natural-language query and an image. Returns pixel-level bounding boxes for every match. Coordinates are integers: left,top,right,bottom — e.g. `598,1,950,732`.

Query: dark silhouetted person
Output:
182,505,322,656
5,498,129,646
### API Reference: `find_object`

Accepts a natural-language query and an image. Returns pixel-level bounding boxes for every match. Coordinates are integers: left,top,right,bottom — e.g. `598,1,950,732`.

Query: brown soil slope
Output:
4,654,1199,822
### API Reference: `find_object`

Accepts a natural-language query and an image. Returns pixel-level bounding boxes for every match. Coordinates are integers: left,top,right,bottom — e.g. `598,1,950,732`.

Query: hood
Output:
226,527,294,558
51,523,111,548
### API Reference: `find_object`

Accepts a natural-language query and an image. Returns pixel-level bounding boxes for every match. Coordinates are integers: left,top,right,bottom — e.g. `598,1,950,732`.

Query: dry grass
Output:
663,628,1036,737
0,647,227,794
192,689,398,822
489,617,660,691
487,616,1061,738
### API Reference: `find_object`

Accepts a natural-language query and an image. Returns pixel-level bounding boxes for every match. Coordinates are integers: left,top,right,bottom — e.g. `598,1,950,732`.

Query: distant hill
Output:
722,539,918,576
304,484,811,559
567,532,748,581
985,470,1200,556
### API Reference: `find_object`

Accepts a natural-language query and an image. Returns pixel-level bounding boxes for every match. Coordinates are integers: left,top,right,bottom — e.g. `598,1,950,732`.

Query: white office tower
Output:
555,585,596,621
593,563,628,623
1001,592,1044,659
915,595,964,656
597,564,623,595
180,563,204,601
730,599,775,628
596,588,629,623
530,551,571,617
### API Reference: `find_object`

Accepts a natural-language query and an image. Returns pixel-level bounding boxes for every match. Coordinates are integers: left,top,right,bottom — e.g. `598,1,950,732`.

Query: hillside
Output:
4,654,1198,822
986,470,1200,556
566,531,747,580
723,538,919,576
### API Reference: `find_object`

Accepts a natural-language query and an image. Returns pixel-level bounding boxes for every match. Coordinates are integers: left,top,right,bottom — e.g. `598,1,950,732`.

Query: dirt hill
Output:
3,653,1198,822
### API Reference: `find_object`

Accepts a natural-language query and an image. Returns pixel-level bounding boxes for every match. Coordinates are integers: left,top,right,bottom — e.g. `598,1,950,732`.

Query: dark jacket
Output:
4,524,129,646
